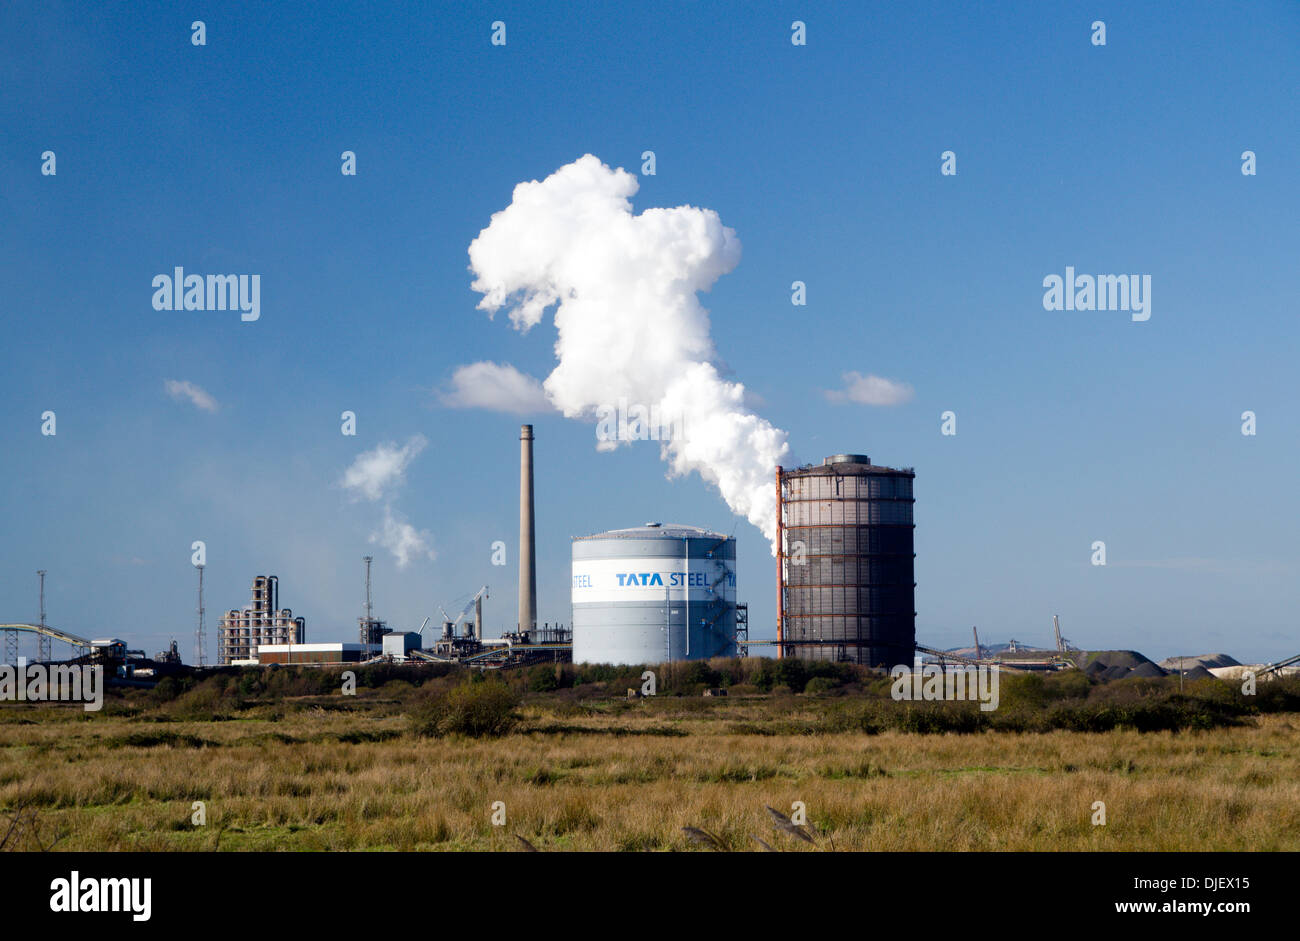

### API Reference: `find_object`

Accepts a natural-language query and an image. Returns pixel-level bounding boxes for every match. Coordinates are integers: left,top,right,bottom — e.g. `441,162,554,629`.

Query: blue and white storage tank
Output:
571,524,737,665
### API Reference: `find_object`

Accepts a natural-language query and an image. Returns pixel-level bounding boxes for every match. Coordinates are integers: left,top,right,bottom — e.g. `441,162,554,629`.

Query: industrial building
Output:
572,524,738,665
221,426,570,671
381,632,421,661
217,576,306,665
777,454,915,667
251,642,370,666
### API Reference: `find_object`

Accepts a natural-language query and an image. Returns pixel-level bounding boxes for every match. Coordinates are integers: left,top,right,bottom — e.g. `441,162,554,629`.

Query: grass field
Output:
2,670,1298,851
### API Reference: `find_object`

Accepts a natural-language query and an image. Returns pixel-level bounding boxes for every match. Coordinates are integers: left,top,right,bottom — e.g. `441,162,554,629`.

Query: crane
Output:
1052,614,1074,654
439,586,489,637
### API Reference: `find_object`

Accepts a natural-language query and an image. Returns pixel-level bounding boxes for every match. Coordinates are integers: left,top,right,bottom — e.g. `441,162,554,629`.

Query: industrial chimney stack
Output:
518,424,537,638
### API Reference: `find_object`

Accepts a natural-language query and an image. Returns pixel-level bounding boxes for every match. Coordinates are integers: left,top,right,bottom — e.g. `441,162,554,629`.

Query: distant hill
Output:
1079,650,1166,680
1158,653,1241,671
933,645,1247,683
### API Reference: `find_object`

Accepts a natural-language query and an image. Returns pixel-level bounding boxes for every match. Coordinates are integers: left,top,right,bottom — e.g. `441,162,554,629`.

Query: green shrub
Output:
773,659,809,693
528,664,560,693
804,677,839,695
1044,669,1092,699
999,674,1048,709
1254,676,1300,713
165,677,243,719
675,661,721,690
411,680,520,738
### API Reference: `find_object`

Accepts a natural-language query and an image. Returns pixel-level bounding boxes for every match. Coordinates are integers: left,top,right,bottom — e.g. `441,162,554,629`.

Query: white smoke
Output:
371,506,436,568
467,155,790,544
341,436,427,502
340,436,434,568
164,379,219,413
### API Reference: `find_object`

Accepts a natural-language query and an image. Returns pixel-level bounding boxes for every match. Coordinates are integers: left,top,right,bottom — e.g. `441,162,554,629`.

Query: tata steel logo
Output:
618,572,664,587
571,571,733,590
614,572,711,587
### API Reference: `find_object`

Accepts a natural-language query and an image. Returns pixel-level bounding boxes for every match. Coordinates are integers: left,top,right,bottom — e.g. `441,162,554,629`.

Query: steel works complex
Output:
9,423,1300,684
202,432,916,670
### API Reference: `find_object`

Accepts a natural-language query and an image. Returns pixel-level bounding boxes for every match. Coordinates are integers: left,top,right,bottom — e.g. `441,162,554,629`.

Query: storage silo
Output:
777,455,915,667
572,524,737,665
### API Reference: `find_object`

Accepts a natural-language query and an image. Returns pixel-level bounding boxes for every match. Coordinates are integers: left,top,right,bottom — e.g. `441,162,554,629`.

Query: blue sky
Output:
2,1,1297,663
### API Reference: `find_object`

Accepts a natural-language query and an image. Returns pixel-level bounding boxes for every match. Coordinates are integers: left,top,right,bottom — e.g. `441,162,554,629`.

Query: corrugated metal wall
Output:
781,459,915,667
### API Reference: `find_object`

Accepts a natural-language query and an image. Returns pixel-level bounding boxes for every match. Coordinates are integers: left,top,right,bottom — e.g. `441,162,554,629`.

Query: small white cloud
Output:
440,361,551,415
371,507,435,568
825,371,915,407
164,379,219,413
341,435,427,502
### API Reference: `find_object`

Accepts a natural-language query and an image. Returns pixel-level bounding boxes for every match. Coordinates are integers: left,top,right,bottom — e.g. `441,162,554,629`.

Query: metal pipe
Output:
684,536,690,658
518,424,537,638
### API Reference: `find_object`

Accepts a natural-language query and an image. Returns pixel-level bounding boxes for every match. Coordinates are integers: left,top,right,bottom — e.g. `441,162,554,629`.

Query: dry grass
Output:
2,696,1297,851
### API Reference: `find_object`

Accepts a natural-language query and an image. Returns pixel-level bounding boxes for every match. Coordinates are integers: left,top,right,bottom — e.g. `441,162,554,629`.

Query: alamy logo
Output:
49,871,151,921
0,658,103,711
1042,266,1150,321
152,267,260,321
595,397,685,446
890,663,1000,711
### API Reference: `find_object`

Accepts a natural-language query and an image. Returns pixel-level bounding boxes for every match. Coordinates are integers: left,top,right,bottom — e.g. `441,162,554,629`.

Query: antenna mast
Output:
37,570,50,662
195,564,207,667
364,555,374,623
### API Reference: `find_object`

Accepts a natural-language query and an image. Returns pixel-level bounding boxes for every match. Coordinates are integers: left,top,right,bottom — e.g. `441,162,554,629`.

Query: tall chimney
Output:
518,424,537,637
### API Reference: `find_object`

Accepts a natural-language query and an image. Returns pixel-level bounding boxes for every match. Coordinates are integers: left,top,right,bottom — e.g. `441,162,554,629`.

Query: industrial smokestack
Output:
518,424,537,637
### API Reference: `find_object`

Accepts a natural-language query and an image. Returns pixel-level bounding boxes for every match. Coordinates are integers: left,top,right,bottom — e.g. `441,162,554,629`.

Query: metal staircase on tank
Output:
699,539,738,658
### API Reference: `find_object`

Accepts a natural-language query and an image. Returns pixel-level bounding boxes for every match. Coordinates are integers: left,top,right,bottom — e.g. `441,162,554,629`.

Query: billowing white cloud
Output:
440,361,551,414
467,154,790,545
371,507,435,568
341,435,427,502
825,371,915,406
164,379,218,413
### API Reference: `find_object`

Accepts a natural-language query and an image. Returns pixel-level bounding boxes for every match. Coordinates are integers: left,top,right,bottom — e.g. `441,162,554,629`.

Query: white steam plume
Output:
468,155,789,544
